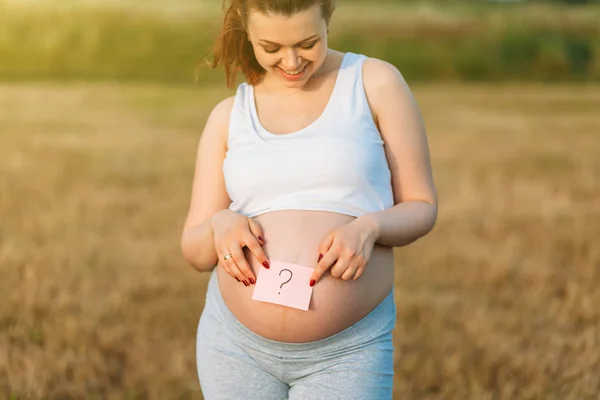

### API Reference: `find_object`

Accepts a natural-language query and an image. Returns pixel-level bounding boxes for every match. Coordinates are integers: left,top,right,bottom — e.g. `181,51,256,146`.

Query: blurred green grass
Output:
0,0,599,83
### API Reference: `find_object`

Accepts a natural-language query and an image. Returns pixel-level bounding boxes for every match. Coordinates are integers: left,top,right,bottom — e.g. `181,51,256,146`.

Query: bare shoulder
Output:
362,57,411,104
361,56,419,128
204,95,235,152
362,57,406,85
212,95,235,116
182,95,236,233
360,56,435,208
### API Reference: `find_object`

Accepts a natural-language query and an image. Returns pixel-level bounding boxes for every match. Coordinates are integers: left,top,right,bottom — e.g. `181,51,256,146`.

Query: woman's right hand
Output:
210,209,270,286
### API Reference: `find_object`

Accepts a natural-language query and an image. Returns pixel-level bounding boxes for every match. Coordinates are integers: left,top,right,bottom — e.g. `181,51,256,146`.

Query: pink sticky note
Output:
252,260,314,311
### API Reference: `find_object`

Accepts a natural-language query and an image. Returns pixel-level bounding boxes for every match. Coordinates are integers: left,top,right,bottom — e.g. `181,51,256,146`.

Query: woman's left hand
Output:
309,217,380,286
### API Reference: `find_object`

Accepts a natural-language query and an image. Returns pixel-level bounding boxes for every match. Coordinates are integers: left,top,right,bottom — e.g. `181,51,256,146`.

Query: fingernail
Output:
263,261,270,269
318,254,323,262
249,278,255,285
258,236,265,243
310,279,316,287
243,281,248,286
235,278,240,282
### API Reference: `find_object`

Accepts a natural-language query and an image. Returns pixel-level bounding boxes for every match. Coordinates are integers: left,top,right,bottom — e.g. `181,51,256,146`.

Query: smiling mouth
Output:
278,63,308,75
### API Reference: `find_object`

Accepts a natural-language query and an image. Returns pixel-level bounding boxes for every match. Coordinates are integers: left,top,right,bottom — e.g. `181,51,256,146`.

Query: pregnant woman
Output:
181,0,437,399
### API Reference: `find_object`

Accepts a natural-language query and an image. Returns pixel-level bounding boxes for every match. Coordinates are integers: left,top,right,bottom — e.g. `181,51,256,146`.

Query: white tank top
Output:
223,52,394,218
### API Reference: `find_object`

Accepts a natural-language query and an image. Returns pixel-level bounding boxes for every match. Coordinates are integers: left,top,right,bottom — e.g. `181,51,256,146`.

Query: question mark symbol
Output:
278,269,293,295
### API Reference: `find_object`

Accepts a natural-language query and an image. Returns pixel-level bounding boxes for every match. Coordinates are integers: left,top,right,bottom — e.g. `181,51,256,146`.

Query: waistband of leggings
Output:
205,268,396,356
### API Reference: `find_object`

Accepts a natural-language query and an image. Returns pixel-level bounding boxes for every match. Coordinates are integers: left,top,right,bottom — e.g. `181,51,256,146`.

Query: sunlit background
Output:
1,0,599,399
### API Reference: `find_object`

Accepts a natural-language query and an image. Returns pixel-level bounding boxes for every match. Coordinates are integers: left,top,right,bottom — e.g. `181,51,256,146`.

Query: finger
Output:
218,254,243,284
317,230,336,261
353,266,366,281
246,217,266,245
221,249,246,284
216,260,233,278
310,231,337,286
341,262,359,281
329,257,348,278
310,250,337,286
330,248,356,278
242,234,270,270
230,245,256,285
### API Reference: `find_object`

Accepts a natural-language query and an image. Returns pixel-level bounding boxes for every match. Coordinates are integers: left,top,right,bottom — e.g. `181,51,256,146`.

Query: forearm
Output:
358,200,438,248
180,214,221,273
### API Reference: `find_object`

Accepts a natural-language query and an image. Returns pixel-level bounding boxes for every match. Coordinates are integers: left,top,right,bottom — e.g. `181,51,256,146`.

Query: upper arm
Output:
362,57,437,208
182,96,235,233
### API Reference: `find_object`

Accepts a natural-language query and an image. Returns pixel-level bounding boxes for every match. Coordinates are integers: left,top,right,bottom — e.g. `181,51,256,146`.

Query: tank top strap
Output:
227,82,258,148
334,52,363,91
335,52,368,116
326,52,383,144
324,52,357,116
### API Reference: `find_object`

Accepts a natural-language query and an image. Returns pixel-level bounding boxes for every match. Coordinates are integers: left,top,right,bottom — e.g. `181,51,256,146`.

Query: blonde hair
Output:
200,0,335,88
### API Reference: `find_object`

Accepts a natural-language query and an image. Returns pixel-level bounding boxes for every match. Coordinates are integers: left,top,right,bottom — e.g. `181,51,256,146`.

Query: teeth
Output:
282,64,306,75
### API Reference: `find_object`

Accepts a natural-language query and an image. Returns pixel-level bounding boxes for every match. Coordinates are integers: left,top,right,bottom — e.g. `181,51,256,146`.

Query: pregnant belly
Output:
217,210,395,343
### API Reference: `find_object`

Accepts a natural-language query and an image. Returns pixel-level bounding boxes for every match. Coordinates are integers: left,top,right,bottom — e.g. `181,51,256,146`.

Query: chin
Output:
279,77,310,87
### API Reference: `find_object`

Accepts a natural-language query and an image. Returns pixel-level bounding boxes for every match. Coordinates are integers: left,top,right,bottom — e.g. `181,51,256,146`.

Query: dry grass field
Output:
0,81,598,399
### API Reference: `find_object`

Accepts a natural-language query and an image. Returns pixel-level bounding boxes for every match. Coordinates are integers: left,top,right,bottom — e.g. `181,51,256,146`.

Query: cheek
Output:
310,44,329,62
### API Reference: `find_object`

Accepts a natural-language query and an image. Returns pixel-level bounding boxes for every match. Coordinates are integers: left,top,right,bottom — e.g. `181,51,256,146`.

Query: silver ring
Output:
223,253,232,261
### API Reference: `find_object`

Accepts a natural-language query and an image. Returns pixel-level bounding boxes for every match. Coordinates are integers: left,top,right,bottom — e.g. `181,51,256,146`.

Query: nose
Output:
280,49,302,70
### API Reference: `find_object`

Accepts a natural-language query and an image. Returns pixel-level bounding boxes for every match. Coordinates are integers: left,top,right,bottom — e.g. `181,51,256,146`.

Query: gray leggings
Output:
196,268,397,400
